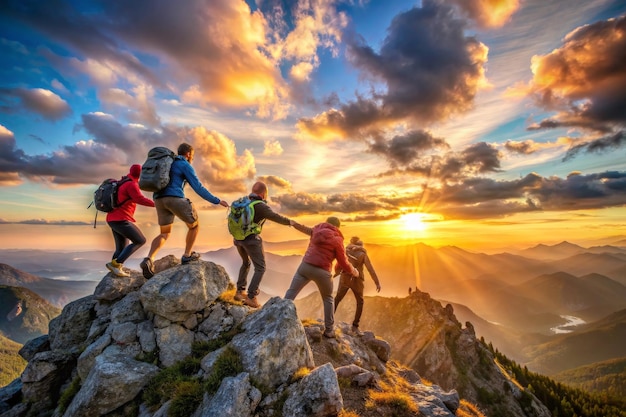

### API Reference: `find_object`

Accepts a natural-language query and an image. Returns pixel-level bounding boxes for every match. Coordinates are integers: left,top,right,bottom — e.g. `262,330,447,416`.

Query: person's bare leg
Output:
148,224,172,260
183,221,199,257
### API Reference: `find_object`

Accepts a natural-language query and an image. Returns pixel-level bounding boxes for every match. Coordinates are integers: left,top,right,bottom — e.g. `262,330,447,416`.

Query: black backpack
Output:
139,147,176,192
88,177,132,227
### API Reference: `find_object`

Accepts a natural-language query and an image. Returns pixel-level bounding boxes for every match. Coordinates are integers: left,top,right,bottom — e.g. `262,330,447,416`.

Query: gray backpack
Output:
139,147,176,192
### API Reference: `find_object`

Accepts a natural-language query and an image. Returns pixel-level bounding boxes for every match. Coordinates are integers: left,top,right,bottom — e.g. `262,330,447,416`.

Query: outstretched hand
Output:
219,200,229,208
376,284,381,293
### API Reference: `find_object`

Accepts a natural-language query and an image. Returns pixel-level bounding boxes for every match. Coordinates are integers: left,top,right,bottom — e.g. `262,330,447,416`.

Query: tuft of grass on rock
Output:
204,345,244,394
168,380,204,417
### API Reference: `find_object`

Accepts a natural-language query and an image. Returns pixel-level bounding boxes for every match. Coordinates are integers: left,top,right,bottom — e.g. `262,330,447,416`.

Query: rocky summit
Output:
0,258,549,417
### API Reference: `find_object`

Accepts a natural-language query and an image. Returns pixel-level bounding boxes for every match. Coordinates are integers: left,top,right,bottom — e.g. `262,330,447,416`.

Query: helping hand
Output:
219,200,229,208
376,284,381,293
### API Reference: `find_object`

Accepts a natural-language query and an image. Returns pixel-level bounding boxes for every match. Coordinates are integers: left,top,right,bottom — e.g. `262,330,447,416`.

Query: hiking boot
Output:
234,290,246,302
243,296,260,308
140,257,154,279
323,330,336,339
181,251,201,264
106,262,130,277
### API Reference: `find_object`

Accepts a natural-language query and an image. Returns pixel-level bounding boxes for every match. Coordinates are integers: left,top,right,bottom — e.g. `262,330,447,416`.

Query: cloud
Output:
370,130,450,166
378,141,502,181
448,0,520,29
188,127,256,193
0,0,351,123
99,85,161,127
263,140,284,156
0,114,256,188
520,15,626,144
257,175,292,191
262,0,347,83
270,168,626,221
563,130,626,161
0,87,71,120
17,219,90,226
296,0,489,141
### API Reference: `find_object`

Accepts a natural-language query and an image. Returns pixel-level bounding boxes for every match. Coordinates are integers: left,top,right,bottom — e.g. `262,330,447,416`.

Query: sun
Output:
401,212,427,232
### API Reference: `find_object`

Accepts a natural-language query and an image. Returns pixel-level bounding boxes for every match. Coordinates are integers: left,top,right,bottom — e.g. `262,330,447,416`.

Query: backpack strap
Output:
116,176,133,207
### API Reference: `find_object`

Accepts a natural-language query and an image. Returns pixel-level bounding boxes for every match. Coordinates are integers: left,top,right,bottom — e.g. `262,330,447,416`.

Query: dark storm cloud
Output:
297,0,488,140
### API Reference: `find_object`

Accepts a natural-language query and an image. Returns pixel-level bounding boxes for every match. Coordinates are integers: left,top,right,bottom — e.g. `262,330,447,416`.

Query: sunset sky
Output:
1,0,626,253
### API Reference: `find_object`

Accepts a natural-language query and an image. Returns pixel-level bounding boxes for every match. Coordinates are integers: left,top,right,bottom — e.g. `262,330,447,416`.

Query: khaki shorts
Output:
155,197,198,226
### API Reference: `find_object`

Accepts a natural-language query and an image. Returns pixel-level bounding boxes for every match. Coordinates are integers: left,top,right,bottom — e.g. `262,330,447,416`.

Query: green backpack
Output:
228,196,265,240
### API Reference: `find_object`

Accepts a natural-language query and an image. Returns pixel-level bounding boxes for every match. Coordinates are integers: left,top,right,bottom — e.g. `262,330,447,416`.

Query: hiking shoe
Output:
234,290,246,302
181,251,201,264
106,262,130,277
243,296,260,308
140,258,154,279
323,330,336,339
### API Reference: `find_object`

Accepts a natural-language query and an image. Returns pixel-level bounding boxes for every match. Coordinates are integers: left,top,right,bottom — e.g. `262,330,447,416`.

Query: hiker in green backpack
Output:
232,181,295,308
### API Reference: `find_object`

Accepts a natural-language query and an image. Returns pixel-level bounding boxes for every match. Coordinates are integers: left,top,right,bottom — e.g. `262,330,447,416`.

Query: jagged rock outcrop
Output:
0,259,465,417
297,286,553,417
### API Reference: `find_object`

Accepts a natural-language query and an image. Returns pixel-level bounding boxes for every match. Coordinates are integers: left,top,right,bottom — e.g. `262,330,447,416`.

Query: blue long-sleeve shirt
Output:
154,156,221,204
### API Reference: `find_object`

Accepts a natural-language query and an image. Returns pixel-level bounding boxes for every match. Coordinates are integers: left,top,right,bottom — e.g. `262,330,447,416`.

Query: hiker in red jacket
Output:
106,164,155,277
285,217,359,338
334,236,381,335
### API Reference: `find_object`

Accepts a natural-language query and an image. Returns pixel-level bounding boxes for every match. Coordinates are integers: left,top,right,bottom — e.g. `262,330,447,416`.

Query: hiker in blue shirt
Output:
140,143,229,278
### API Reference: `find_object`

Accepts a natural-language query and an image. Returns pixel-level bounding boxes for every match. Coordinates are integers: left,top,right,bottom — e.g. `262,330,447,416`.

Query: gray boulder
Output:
231,297,314,389
282,363,343,417
140,261,230,322
63,353,159,417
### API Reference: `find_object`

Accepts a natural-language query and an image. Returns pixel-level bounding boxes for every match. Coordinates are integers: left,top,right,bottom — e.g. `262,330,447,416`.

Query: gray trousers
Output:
285,262,334,333
234,235,265,298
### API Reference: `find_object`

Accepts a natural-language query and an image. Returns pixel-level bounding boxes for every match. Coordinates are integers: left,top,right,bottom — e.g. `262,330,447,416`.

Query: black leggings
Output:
108,221,146,264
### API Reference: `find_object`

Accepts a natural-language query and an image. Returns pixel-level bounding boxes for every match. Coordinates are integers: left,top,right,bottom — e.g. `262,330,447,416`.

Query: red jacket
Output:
106,177,154,222
295,222,354,273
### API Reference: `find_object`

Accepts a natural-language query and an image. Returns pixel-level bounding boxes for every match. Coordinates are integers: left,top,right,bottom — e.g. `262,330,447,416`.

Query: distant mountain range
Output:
0,263,97,308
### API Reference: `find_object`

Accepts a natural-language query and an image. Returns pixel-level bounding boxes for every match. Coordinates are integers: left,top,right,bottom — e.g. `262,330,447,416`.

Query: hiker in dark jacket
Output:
106,164,155,277
285,217,359,338
234,181,294,309
334,236,381,334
